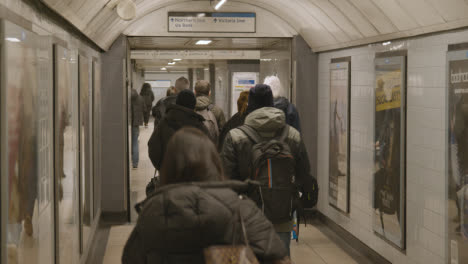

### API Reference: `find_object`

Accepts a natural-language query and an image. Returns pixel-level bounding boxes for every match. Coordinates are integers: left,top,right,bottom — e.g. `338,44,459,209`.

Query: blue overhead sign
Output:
168,12,256,33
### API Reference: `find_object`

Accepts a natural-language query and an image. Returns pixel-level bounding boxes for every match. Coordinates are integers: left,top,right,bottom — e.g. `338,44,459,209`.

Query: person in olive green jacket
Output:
221,84,316,256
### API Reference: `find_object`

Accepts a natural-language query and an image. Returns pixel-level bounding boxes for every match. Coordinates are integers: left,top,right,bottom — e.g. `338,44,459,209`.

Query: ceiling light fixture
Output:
116,0,136,21
215,0,227,10
173,58,182,61
161,67,167,70
5,37,21,42
168,62,176,65
196,40,212,45
382,41,391,46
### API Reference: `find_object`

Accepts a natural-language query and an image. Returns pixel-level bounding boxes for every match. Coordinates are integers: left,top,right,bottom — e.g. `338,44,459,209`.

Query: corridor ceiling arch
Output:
41,0,468,51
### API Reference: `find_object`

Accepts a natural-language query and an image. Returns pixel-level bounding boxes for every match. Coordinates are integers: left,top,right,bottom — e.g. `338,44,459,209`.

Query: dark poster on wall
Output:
447,52,468,264
372,55,406,249
329,58,350,213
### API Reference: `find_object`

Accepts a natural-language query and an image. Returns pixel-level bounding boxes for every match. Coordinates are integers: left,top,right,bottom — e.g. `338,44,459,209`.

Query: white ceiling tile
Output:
349,0,397,34
329,0,379,37
371,0,418,31
298,1,351,42
395,0,445,26
313,0,363,40
426,0,468,21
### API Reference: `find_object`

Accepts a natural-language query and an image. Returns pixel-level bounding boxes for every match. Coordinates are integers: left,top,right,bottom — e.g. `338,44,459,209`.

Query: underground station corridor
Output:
2,0,468,264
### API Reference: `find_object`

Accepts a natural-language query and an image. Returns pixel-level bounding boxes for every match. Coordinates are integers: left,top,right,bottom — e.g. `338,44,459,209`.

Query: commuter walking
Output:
264,76,301,132
131,88,145,169
140,83,155,128
219,90,249,150
148,89,209,170
194,80,226,143
152,77,190,129
166,86,176,96
123,127,289,264
221,84,316,256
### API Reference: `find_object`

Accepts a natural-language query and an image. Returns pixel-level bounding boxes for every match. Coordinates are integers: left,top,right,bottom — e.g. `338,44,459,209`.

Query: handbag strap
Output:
232,198,250,247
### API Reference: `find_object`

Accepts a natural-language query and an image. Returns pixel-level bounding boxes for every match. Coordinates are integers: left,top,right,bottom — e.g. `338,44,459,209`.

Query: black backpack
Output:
238,125,298,224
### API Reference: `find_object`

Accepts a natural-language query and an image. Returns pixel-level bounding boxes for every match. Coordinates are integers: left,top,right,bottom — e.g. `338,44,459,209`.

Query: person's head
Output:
264,76,283,98
166,86,176,97
160,127,224,185
246,84,274,113
176,89,197,110
237,91,249,114
194,80,211,97
174,77,190,93
140,83,151,95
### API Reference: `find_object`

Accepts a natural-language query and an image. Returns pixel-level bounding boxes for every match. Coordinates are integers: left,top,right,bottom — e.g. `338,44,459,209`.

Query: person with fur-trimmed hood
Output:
264,76,301,132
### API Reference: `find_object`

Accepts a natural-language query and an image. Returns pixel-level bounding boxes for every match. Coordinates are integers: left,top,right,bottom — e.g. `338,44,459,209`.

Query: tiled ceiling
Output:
39,0,468,52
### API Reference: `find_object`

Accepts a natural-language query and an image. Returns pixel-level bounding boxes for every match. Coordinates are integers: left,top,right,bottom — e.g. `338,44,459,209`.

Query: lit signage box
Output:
168,12,256,33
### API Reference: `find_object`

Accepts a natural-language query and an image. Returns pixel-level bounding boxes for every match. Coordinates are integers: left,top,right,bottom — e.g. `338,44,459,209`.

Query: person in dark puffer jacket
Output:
148,90,209,170
123,128,289,264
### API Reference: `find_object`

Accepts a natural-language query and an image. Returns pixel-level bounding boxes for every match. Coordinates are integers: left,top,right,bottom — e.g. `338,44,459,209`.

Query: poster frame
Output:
446,43,468,264
372,51,407,251
0,19,6,264
328,56,351,214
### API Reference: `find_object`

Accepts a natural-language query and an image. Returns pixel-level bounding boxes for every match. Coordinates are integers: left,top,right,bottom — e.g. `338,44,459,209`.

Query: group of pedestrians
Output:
126,75,318,264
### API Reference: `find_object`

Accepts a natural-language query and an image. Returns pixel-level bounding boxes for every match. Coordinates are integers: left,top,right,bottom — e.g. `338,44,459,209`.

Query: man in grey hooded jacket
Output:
221,84,315,256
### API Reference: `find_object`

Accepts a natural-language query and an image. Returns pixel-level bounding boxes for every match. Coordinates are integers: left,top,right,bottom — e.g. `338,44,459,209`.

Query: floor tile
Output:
312,246,359,264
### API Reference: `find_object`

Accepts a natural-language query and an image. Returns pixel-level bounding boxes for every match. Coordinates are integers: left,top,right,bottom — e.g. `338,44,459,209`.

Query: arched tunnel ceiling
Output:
41,0,468,52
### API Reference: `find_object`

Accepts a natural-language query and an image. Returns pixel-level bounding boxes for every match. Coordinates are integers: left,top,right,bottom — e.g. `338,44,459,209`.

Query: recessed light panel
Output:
196,40,212,45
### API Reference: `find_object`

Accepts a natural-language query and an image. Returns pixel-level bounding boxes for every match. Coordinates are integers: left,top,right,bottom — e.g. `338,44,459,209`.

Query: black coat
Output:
122,181,288,264
148,104,209,170
152,95,177,129
274,97,301,132
219,112,246,151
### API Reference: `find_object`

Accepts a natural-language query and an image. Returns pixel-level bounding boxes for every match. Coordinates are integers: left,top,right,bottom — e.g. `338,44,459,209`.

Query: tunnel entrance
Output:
126,36,292,222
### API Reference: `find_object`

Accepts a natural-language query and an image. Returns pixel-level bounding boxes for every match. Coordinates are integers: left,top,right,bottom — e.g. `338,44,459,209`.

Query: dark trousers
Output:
143,111,150,125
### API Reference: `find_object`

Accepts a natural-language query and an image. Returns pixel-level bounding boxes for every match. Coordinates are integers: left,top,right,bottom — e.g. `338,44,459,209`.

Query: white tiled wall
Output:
316,29,468,264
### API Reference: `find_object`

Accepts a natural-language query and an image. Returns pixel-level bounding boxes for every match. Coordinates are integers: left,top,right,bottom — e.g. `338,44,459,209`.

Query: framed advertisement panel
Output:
329,57,351,213
447,45,468,264
373,53,406,249
54,44,80,263
231,72,258,116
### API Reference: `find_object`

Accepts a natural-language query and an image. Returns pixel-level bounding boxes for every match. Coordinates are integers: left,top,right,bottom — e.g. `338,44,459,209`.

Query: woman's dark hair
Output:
140,83,152,96
160,127,224,185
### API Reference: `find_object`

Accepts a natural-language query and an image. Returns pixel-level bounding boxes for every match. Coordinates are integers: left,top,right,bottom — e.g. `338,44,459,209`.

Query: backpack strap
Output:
278,125,290,142
238,125,262,144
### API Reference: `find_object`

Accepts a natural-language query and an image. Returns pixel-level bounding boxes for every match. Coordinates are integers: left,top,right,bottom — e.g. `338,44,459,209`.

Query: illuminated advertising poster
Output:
373,55,406,249
231,72,258,116
447,51,468,264
329,58,350,213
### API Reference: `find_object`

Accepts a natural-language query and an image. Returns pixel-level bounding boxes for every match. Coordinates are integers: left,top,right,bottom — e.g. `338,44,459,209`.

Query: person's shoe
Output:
24,215,33,236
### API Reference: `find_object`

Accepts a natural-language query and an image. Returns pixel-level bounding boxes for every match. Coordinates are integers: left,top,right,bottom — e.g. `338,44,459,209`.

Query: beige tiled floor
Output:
130,121,156,222
102,223,360,264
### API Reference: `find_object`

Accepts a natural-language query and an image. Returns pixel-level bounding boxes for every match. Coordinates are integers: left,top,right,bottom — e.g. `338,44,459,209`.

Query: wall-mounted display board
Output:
1,20,55,264
447,44,468,264
231,72,258,116
329,57,351,213
79,54,93,253
54,44,80,263
372,53,406,249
